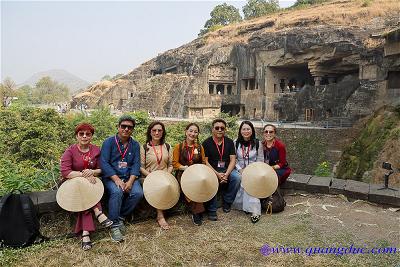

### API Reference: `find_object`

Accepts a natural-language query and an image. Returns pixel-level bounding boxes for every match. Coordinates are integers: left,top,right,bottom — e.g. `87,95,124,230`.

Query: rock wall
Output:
71,4,400,123
255,127,359,175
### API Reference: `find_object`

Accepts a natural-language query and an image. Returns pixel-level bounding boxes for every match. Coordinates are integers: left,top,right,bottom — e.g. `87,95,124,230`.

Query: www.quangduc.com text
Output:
260,244,399,256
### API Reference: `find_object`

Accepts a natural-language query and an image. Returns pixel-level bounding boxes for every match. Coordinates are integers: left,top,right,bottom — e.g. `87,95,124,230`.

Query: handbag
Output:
261,188,286,214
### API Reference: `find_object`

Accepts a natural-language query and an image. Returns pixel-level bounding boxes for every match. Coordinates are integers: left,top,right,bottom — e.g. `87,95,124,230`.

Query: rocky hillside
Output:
72,0,399,121
336,105,400,185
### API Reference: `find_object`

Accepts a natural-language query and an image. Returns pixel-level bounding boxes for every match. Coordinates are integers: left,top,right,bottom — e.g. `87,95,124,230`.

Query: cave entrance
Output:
387,71,400,99
221,104,241,116
268,64,313,93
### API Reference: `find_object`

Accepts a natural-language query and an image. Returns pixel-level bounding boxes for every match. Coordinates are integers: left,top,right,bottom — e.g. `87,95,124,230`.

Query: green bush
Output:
0,108,240,194
0,158,58,195
314,161,331,177
361,0,373,7
336,106,399,181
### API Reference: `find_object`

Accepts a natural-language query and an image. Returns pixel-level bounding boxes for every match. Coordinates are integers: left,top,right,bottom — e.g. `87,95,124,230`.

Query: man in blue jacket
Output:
101,115,143,242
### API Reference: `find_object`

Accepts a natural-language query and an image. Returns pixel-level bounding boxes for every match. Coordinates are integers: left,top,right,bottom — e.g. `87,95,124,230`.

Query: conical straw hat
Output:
242,162,278,198
56,177,104,212
181,164,219,203
143,170,180,210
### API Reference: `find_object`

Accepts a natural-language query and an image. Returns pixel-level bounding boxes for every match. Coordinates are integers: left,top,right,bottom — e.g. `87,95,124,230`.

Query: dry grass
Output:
205,0,400,45
1,194,399,266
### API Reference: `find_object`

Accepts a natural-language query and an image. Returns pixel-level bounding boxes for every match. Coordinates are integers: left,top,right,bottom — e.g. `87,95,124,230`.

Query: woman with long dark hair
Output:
172,122,206,226
232,121,264,223
140,121,173,230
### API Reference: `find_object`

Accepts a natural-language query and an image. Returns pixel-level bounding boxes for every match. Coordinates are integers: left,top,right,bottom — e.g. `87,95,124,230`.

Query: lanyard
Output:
186,142,195,163
151,142,163,166
114,136,130,161
213,137,224,162
241,143,251,167
263,140,275,163
78,144,91,169
82,151,91,169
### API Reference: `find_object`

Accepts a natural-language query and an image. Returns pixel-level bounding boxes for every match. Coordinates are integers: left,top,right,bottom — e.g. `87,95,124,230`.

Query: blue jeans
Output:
206,169,241,214
103,178,144,224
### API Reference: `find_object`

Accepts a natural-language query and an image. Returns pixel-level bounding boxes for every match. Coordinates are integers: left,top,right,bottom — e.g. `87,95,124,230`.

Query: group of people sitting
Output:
60,115,291,250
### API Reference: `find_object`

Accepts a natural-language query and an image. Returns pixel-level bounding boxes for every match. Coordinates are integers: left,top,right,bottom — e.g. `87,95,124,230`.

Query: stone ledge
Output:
307,176,331,194
330,178,347,195
288,174,312,191
344,180,369,200
27,190,61,214
369,184,400,206
281,175,399,207
8,174,399,218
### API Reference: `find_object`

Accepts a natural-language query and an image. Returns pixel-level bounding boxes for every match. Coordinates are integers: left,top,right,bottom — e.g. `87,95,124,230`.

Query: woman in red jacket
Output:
60,123,113,250
262,124,291,185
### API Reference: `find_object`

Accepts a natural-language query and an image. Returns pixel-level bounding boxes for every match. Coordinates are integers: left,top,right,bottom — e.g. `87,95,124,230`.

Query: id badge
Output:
217,161,225,168
194,148,199,154
118,161,128,169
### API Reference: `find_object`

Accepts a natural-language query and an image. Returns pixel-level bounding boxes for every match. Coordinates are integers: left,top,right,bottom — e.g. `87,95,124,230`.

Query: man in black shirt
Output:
202,119,241,221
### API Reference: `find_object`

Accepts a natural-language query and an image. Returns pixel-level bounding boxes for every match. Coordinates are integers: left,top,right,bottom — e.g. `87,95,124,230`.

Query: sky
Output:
1,0,296,84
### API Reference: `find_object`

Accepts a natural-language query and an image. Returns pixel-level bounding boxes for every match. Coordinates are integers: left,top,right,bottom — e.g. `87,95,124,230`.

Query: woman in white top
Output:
232,120,264,223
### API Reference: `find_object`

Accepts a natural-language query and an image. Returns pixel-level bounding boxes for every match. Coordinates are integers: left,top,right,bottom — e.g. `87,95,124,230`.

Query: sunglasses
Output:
151,129,163,133
264,130,275,134
78,132,92,137
120,124,134,130
214,126,225,131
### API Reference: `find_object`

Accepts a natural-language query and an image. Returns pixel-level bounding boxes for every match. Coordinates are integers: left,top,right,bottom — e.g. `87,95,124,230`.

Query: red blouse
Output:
60,144,101,178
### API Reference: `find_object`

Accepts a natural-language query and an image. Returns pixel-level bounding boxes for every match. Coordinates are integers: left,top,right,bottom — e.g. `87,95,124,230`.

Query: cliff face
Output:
72,0,400,122
336,105,400,185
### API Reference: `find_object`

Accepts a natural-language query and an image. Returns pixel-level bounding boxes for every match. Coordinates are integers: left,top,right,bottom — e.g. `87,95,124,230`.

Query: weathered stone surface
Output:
307,176,331,194
330,178,347,195
344,180,369,200
395,188,400,204
71,6,400,123
280,176,295,189
289,174,312,191
28,177,400,218
27,190,61,214
369,184,400,206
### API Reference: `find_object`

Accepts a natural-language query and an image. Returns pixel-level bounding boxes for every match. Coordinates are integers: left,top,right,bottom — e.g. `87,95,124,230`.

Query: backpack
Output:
0,190,47,248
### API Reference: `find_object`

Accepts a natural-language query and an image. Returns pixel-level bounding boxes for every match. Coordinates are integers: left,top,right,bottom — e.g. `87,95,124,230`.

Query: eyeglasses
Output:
264,130,275,134
78,132,92,137
151,129,163,133
214,126,225,131
120,124,134,130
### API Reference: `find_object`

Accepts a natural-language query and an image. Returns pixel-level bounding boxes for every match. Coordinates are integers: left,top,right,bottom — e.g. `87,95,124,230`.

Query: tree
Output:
112,73,124,80
32,76,70,104
101,74,112,81
0,77,17,107
14,85,33,105
199,3,242,36
292,0,327,8
243,0,279,20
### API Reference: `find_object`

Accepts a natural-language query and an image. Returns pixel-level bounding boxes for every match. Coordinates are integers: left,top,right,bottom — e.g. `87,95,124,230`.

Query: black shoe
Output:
251,215,261,224
222,203,231,213
192,213,203,226
208,213,218,221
